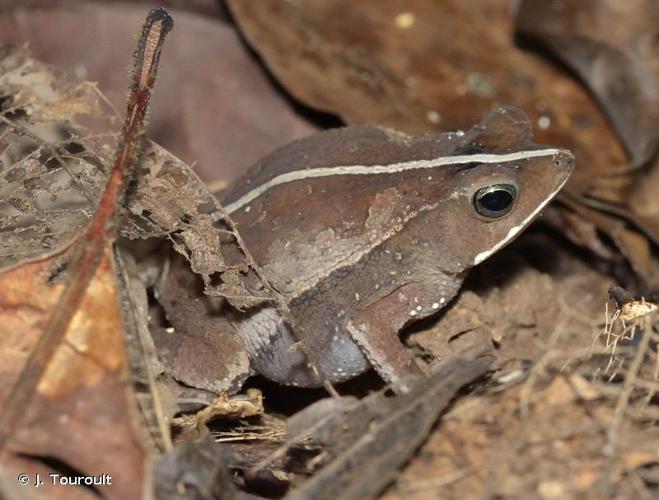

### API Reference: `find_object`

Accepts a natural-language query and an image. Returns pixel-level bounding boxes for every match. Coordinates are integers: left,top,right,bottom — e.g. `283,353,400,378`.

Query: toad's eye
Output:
472,184,517,218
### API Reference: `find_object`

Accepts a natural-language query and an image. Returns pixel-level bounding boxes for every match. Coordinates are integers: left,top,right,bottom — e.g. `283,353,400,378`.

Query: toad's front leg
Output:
346,281,449,393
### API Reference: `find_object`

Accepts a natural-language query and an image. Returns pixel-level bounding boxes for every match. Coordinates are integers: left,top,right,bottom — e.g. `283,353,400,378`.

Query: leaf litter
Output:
0,8,278,499
0,2,658,499
0,1,320,187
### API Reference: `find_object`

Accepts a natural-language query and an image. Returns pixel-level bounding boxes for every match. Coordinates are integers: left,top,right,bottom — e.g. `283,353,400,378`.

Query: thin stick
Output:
594,313,653,497
0,8,173,452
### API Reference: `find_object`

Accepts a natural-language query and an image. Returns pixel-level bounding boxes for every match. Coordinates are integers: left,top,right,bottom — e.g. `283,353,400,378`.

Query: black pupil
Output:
474,185,516,217
481,189,512,212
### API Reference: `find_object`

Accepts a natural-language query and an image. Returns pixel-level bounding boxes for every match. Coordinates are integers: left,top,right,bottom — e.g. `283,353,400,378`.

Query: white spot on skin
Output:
538,115,551,129
440,297,446,304
165,327,175,334
416,305,422,311
355,292,360,301
426,110,441,123
409,310,417,316
432,303,440,309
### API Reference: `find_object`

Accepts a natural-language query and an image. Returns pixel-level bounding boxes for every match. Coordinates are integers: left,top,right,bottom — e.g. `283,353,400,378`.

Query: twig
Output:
0,8,174,452
600,314,653,496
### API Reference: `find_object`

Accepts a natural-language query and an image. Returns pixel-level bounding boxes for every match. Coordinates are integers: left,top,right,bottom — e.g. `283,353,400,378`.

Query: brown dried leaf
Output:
0,39,270,425
153,435,246,500
0,247,150,499
0,38,282,422
560,195,658,284
515,0,659,264
0,2,319,186
284,357,493,499
0,46,113,270
516,0,659,167
172,389,264,443
0,11,178,496
0,10,286,495
0,42,268,300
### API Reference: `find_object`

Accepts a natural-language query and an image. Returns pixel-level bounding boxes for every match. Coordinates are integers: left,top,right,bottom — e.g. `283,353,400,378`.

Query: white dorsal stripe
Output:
225,148,565,214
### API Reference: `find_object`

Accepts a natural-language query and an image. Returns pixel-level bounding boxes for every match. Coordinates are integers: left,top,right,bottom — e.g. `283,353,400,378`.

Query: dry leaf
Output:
0,2,319,186
517,0,659,167
0,13,175,498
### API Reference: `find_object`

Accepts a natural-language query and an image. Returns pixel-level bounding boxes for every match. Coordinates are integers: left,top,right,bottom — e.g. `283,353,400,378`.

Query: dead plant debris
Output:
0,2,657,499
